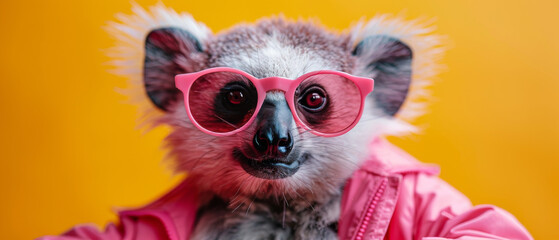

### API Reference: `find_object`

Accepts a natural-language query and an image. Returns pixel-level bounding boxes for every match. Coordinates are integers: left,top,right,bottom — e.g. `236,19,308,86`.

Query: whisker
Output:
231,202,244,213
229,177,249,208
246,180,265,216
292,189,315,212
282,194,286,228
188,138,221,172
214,114,240,129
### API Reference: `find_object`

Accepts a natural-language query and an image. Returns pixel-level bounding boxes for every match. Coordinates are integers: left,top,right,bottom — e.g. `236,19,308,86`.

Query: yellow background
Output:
1,0,557,239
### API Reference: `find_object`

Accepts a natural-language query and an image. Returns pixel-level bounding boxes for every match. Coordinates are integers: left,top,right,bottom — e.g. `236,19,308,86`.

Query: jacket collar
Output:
360,137,440,176
338,137,440,240
119,179,199,240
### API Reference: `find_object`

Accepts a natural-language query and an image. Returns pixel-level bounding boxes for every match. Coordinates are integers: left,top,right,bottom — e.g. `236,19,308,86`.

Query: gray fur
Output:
191,188,342,240
141,19,414,240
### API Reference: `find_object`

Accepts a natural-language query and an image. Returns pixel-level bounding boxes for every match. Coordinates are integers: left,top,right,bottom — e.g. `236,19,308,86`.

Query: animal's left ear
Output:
352,36,412,116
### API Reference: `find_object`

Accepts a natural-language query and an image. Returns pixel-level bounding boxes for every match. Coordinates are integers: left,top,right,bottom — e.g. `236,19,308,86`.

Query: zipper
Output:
352,178,387,240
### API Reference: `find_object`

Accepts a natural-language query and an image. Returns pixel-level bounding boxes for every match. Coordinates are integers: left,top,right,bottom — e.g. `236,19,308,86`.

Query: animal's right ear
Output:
144,27,208,111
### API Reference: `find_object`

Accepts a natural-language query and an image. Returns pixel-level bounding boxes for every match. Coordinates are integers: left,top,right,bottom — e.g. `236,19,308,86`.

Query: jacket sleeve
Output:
35,223,123,240
35,214,171,240
410,173,533,240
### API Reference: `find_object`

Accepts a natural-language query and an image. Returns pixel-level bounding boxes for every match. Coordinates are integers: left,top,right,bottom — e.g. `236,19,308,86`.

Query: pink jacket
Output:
38,139,533,240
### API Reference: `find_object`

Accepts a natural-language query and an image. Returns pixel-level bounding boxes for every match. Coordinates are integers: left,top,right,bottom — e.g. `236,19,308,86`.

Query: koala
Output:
105,4,442,240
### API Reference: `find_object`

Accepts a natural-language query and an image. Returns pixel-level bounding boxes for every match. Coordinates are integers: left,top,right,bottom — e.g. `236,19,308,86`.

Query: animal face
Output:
108,5,441,206
176,67,373,180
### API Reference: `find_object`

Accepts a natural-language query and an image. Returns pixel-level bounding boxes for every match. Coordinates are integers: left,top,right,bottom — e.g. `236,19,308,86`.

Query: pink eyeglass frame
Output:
175,67,374,137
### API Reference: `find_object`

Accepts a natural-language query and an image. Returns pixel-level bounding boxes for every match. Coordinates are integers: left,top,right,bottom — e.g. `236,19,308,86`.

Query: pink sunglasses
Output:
175,67,374,137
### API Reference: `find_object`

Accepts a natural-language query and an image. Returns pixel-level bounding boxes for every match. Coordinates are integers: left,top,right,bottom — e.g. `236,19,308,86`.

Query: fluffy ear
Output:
352,36,412,116
144,27,207,111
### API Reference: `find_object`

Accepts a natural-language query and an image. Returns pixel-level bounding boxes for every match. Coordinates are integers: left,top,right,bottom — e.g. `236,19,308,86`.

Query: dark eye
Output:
299,86,327,112
227,90,245,105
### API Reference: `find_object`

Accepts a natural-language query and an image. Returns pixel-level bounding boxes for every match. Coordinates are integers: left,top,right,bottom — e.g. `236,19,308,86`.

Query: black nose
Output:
253,128,293,157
